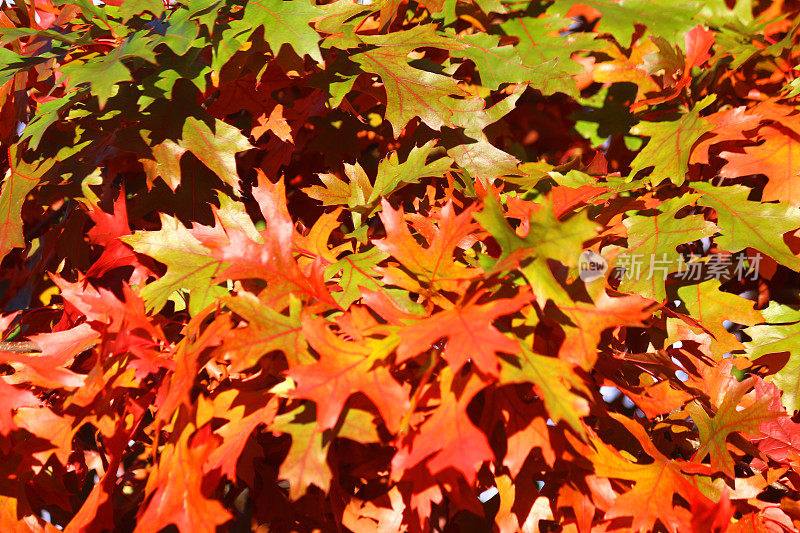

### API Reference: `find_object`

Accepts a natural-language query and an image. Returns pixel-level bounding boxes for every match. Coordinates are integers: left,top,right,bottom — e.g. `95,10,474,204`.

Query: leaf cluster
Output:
1,0,800,531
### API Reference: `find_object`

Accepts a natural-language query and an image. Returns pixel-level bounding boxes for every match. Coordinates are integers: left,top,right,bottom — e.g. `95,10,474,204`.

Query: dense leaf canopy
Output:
1,0,800,531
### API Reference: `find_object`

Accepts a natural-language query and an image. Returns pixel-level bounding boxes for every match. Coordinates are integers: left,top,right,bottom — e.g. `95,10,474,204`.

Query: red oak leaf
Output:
134,425,232,533
252,104,293,143
287,314,410,433
556,290,654,369
65,397,149,533
395,291,532,375
203,393,279,480
687,378,781,477
581,413,713,532
373,199,479,294
690,106,762,165
85,188,153,285
2,323,97,390
392,368,493,484
690,489,733,533
720,125,800,206
0,378,38,435
211,172,336,307
751,378,800,467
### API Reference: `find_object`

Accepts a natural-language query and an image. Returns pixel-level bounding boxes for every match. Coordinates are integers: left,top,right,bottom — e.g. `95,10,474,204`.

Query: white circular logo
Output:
579,250,607,282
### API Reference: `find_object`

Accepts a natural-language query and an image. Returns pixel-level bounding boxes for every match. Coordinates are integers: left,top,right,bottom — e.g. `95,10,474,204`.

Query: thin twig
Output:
0,341,41,353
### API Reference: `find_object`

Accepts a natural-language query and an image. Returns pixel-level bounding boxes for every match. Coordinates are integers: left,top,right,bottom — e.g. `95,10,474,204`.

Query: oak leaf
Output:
239,0,324,64
270,403,332,500
498,344,590,433
694,182,800,272
135,425,232,533
396,291,532,375
0,148,54,263
217,292,311,371
687,378,780,477
677,279,763,357
351,25,472,137
287,314,410,433
584,413,712,532
617,195,718,301
555,289,654,369
720,125,800,206
628,95,714,186
373,199,478,296
391,368,493,484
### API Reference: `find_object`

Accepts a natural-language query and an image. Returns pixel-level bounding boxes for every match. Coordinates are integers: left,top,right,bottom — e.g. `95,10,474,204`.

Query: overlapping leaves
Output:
1,0,800,531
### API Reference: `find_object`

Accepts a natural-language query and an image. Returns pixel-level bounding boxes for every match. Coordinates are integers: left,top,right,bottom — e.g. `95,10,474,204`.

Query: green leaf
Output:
155,9,201,57
629,96,715,186
0,27,78,46
370,141,453,202
219,292,311,370
475,193,599,304
693,182,800,271
60,32,157,108
0,48,52,87
237,0,324,63
352,25,474,137
642,36,685,78
305,162,372,208
784,73,800,98
0,150,55,263
118,0,165,21
309,54,361,107
137,113,251,192
326,248,388,309
548,0,702,46
335,408,381,444
499,346,589,435
270,404,332,500
448,32,576,95
61,55,131,109
676,279,763,357
325,248,423,314
139,138,186,191
497,15,603,93
444,86,524,182
746,321,800,411
211,26,246,73
305,142,453,229
145,47,211,98
617,195,718,301
304,162,373,238
22,95,75,151
122,214,229,315
179,117,253,193
316,0,375,50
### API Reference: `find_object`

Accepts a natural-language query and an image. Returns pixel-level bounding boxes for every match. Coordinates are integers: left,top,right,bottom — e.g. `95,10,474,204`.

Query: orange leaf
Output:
721,125,800,206
287,314,410,432
252,104,293,143
391,368,492,484
135,425,232,533
395,291,532,375
373,200,479,294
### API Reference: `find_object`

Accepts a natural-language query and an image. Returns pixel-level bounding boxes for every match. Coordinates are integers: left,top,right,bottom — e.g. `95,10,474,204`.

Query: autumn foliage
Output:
4,0,800,531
